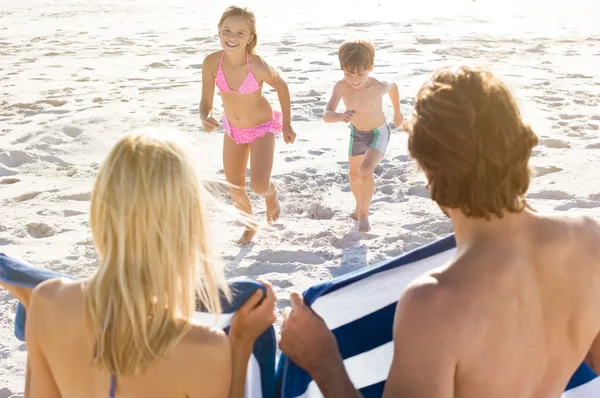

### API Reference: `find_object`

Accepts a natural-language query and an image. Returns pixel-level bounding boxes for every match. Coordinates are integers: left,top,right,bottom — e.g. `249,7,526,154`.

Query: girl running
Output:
200,5,297,245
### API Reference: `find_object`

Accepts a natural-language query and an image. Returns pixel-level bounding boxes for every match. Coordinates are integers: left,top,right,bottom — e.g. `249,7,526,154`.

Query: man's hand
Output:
340,110,356,123
201,116,220,133
279,293,343,379
283,124,297,144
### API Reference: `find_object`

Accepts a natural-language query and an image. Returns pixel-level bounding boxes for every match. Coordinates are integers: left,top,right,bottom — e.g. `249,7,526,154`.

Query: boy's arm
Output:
383,82,403,128
323,82,344,123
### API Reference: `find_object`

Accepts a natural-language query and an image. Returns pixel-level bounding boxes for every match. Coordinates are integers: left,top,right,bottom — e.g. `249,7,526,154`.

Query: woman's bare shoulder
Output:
32,277,85,303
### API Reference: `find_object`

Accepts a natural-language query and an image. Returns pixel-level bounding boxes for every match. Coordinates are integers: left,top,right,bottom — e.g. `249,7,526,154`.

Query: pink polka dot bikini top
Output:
215,51,260,94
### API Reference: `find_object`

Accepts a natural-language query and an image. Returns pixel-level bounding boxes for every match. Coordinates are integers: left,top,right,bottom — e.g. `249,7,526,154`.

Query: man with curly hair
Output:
279,65,600,397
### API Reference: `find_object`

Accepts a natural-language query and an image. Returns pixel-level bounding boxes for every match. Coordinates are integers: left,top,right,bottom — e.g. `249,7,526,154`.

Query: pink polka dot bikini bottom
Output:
222,111,282,144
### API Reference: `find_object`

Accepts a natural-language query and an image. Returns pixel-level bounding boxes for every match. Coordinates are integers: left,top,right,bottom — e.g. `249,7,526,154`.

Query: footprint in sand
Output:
0,177,19,184
306,203,335,220
526,44,546,53
534,166,562,177
14,191,44,202
308,148,331,156
380,185,395,195
555,200,600,212
284,155,304,162
0,150,37,167
406,184,429,198
62,126,83,138
539,139,571,149
585,143,600,149
528,190,574,200
416,37,442,45
27,222,57,239
35,99,67,107
59,192,91,201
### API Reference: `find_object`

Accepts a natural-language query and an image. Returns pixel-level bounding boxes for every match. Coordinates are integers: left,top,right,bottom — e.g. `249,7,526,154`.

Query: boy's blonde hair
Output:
338,40,375,74
218,6,258,54
405,65,538,219
85,130,230,377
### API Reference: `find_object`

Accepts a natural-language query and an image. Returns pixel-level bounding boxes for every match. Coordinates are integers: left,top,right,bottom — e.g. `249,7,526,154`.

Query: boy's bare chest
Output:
342,90,382,111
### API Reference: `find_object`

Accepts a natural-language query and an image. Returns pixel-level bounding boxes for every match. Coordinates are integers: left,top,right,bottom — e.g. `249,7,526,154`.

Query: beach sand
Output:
1,0,599,395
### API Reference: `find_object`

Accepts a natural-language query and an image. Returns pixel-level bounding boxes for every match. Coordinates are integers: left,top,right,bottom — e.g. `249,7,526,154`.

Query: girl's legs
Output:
249,133,280,224
223,133,255,245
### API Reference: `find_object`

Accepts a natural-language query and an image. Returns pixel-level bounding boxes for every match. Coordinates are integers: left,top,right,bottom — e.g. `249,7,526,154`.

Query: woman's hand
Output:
229,281,277,346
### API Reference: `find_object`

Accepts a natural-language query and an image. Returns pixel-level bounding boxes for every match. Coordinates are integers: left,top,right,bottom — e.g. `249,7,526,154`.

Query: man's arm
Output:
279,293,362,398
383,279,457,398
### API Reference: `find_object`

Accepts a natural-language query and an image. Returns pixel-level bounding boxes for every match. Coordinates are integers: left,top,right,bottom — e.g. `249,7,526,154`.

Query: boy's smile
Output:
343,68,372,90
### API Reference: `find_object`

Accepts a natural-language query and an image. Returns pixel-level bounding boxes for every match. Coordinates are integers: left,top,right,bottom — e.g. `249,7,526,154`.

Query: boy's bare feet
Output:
358,216,370,233
266,186,280,224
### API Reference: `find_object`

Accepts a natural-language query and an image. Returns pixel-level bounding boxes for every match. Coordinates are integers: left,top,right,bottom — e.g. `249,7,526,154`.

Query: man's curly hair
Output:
404,65,539,219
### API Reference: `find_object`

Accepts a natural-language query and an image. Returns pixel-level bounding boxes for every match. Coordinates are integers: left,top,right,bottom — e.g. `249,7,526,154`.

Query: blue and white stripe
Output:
276,234,600,398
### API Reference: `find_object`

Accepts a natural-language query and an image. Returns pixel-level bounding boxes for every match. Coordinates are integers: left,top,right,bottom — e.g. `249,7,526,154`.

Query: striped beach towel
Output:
276,234,600,397
0,253,276,398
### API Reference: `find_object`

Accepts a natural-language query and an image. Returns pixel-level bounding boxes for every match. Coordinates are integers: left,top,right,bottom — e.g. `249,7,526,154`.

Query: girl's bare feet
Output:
351,208,359,220
236,228,257,246
266,185,280,224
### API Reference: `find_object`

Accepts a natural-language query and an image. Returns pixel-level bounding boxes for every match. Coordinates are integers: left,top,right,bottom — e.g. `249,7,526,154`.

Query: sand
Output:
1,0,599,395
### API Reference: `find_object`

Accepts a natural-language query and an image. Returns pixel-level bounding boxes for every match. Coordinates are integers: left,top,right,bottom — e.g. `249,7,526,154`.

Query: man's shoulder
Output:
534,212,600,253
394,270,470,352
397,270,465,329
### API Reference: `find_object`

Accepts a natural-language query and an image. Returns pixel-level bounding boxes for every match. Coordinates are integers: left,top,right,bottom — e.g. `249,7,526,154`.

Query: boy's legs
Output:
357,148,383,232
348,155,364,220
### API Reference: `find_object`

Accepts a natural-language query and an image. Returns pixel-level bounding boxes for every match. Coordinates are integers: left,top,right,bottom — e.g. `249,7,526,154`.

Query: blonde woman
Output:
24,131,276,397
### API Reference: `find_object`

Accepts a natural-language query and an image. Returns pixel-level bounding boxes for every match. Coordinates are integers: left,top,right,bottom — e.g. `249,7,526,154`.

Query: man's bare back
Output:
27,278,230,398
278,65,600,398
385,209,600,397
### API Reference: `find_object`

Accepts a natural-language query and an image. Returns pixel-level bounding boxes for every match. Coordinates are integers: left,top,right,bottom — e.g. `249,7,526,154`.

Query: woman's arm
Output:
25,281,62,398
228,282,277,398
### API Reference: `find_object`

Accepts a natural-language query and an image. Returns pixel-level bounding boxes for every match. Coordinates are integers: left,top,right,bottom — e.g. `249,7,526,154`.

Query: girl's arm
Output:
199,54,220,132
255,56,291,127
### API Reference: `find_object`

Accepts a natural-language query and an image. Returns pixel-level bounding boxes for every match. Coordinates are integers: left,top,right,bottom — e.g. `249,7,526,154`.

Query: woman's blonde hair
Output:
218,6,258,54
85,130,230,377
